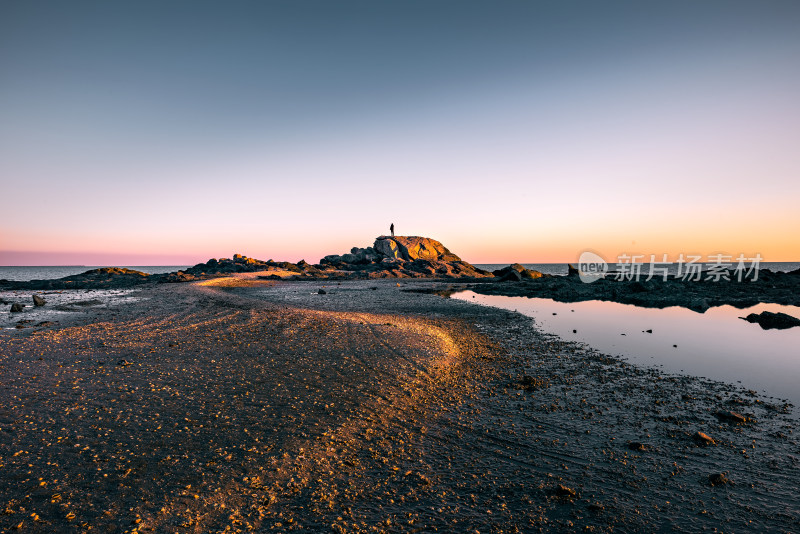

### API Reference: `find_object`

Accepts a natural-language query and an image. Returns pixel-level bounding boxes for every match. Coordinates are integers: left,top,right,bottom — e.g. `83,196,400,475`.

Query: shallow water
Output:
1,288,140,329
453,291,800,409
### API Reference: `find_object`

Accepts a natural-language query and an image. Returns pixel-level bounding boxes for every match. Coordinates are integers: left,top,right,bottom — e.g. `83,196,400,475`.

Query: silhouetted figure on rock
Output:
390,223,395,237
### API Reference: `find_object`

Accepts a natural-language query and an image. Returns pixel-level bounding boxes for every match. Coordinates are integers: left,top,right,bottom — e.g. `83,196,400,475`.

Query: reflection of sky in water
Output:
1,289,140,329
454,291,800,408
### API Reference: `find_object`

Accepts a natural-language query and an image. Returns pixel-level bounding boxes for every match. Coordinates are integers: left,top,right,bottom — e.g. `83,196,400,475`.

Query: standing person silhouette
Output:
390,223,395,237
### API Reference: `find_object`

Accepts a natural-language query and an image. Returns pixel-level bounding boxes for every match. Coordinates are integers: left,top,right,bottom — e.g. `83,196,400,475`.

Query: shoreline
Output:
1,278,798,531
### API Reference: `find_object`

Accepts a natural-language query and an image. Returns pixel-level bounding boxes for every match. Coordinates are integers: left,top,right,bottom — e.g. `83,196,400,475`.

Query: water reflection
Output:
453,291,800,408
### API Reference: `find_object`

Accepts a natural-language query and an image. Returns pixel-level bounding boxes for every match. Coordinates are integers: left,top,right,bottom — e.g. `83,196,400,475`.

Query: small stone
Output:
693,431,716,446
555,484,576,497
32,295,46,307
318,289,327,294
117,359,131,367
10,302,24,313
715,410,748,424
708,472,732,486
627,441,647,451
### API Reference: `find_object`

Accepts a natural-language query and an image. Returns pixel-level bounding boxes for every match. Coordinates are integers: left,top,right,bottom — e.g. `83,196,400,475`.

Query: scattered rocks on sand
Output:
32,294,46,306
742,311,800,330
10,302,24,313
693,431,716,446
516,375,550,391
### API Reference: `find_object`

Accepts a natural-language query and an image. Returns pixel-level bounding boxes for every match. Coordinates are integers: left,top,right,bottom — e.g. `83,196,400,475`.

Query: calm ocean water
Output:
0,266,191,282
475,262,800,276
1,262,798,281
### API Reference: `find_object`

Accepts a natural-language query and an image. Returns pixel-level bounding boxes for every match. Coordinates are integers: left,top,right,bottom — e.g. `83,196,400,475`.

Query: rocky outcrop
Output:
317,236,490,279
372,236,462,262
472,266,800,311
1,268,151,290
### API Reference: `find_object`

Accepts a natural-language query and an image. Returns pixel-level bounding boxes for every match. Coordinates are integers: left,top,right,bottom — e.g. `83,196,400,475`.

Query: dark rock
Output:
627,441,647,451
500,269,523,282
32,294,46,306
715,410,749,424
693,431,715,446
10,302,24,313
742,311,800,330
555,484,576,498
567,264,580,277
708,473,732,486
117,359,131,367
318,289,327,295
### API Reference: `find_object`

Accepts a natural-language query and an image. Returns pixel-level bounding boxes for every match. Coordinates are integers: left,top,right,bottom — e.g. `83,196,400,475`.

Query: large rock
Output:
33,295,46,307
10,302,24,312
374,238,401,259
373,236,461,262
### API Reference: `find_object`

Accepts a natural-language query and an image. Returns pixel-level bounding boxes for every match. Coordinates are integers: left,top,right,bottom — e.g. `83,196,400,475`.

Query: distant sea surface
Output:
1,262,798,282
474,262,800,276
0,266,191,282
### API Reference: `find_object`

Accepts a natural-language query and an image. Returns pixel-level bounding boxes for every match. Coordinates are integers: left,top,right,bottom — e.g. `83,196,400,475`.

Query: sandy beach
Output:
0,276,798,532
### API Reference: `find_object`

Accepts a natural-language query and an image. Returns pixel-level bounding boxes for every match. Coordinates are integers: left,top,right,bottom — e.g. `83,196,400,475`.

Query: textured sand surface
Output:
1,278,798,532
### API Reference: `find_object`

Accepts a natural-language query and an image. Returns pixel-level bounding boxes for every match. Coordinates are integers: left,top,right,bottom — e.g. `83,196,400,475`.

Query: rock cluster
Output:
493,263,546,282
318,236,490,279
473,267,800,311
0,236,496,289
1,268,151,290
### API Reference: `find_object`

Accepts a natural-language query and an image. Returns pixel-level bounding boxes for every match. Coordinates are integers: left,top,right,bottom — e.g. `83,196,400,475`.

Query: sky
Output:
1,1,799,265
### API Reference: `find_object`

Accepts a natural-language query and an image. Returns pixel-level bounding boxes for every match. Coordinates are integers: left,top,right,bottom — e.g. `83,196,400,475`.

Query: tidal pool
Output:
453,291,800,410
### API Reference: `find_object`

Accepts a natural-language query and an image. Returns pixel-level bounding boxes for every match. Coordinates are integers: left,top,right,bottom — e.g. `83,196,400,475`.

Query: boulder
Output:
500,269,523,282
321,254,343,265
10,302,24,312
374,238,401,259
32,295,46,307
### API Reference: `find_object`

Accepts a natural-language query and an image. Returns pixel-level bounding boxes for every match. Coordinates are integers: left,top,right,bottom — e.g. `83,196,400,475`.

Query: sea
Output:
1,262,798,281
0,266,191,282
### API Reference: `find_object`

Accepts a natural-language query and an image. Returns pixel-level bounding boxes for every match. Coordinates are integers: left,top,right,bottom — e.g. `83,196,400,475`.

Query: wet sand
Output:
1,277,799,532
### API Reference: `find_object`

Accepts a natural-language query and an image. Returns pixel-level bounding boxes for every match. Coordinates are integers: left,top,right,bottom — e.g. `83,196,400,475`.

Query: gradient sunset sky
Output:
1,1,799,265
